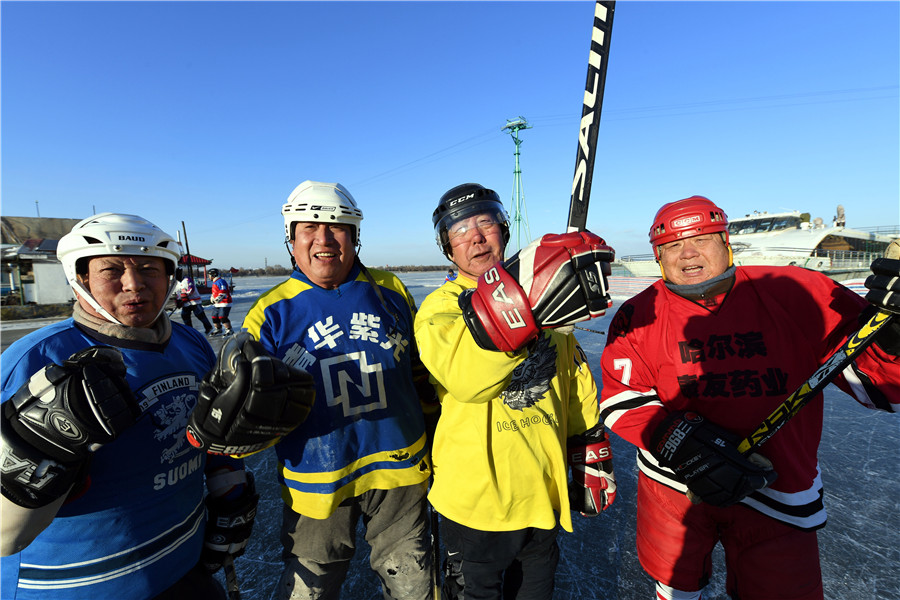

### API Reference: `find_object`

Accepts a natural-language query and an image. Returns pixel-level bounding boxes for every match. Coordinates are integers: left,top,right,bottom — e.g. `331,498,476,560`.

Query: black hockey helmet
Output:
208,268,220,278
432,183,510,260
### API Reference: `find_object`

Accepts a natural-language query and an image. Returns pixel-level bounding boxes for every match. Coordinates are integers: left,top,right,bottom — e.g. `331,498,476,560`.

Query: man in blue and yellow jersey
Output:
1,213,257,599
415,183,618,600
241,181,438,600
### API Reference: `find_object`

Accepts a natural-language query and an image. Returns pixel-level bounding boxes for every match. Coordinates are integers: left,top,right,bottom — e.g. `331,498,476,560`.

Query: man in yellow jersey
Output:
414,183,618,599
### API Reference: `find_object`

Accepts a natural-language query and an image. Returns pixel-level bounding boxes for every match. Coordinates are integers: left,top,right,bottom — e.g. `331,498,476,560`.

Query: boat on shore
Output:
618,206,898,282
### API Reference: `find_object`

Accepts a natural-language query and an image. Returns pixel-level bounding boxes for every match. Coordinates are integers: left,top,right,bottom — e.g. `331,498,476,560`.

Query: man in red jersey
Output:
598,196,900,600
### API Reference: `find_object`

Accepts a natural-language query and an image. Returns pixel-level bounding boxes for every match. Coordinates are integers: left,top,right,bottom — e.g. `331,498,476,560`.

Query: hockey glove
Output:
650,411,777,507
459,231,615,352
201,471,259,573
1,346,139,508
187,332,316,456
865,253,900,355
567,424,616,516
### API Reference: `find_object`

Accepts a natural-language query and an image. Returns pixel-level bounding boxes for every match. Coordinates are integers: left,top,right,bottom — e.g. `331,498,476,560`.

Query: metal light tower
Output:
502,116,532,252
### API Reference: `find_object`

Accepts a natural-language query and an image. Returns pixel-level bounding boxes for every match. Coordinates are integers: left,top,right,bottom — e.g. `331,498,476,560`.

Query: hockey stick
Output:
738,239,900,455
567,1,616,232
430,501,442,600
222,554,242,600
574,325,606,334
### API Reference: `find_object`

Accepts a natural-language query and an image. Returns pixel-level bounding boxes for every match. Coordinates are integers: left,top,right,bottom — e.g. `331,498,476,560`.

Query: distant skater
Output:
207,268,233,336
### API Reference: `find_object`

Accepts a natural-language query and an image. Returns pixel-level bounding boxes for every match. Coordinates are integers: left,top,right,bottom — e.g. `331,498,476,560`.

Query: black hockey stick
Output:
222,554,242,600
567,1,616,232
738,239,900,455
430,501,442,600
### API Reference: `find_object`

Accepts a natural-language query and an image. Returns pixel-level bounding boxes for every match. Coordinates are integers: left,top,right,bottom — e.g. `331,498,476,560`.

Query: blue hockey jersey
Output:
242,264,431,519
1,319,226,599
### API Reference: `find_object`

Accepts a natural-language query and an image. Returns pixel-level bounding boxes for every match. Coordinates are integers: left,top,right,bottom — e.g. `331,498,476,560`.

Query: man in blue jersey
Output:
241,181,439,600
1,213,259,599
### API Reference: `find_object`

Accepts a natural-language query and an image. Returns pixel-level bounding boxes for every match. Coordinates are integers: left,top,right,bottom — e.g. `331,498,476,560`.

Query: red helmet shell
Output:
649,196,729,258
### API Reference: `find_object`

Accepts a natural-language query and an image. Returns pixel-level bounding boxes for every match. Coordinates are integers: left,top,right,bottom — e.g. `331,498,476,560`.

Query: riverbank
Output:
1,303,73,321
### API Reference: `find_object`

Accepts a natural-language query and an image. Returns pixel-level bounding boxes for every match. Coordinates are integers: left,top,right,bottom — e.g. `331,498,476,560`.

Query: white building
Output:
1,216,81,306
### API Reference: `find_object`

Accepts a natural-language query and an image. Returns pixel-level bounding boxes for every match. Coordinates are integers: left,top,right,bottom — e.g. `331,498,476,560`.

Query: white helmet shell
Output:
57,212,181,325
282,181,363,243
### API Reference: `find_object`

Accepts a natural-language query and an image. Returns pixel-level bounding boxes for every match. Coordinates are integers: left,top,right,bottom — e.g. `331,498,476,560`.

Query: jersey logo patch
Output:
140,373,200,465
320,351,388,417
501,334,556,410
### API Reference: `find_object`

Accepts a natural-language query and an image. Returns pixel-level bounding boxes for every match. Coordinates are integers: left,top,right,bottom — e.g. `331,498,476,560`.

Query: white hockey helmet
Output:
57,212,181,325
281,181,364,244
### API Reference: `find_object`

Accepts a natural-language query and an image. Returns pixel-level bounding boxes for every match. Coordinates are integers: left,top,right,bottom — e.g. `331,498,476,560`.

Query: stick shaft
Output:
568,1,616,233
738,236,900,455
223,554,242,600
739,309,893,455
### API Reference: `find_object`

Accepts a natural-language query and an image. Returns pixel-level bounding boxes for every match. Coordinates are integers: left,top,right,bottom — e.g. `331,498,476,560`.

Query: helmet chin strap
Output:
73,281,123,325
284,239,297,270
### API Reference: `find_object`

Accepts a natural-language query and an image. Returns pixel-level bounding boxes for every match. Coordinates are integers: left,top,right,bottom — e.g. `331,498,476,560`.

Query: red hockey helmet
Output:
649,196,729,260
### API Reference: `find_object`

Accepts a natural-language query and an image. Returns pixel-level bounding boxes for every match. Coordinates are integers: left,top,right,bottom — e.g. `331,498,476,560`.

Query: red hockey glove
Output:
459,231,615,352
187,333,315,456
650,411,777,507
567,425,616,516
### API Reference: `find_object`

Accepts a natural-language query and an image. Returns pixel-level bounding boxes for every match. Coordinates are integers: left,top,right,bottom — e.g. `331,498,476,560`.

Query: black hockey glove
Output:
201,471,259,574
1,346,139,508
187,332,316,456
650,411,777,507
459,231,614,352
567,424,616,516
864,255,900,355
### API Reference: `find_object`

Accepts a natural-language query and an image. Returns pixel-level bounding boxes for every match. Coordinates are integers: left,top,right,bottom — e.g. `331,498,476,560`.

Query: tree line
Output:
226,265,450,277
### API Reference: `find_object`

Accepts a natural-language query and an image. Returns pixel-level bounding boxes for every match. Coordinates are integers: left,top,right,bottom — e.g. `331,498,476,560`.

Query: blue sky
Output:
2,1,898,270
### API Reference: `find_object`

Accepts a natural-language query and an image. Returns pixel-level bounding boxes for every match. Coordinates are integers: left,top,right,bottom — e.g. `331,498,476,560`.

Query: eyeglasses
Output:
447,217,499,245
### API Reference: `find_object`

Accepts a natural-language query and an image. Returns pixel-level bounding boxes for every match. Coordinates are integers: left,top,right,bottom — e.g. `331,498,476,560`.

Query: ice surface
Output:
7,272,886,599
213,273,899,600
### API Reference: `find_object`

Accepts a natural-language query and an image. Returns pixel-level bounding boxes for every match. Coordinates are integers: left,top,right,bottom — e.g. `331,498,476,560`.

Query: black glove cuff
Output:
1,418,85,509
458,289,502,352
859,304,900,356
568,422,607,446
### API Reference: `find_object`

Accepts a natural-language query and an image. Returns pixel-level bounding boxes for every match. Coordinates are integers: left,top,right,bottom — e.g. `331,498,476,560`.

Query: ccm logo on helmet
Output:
672,215,702,228
118,235,146,242
448,193,475,207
